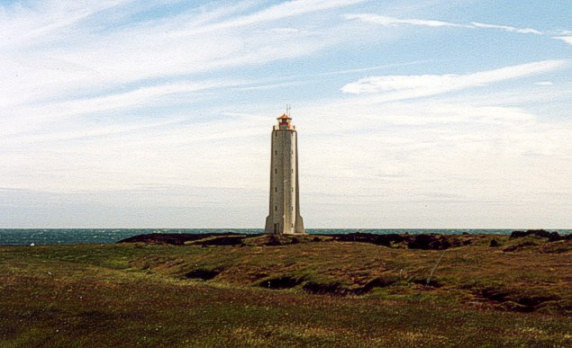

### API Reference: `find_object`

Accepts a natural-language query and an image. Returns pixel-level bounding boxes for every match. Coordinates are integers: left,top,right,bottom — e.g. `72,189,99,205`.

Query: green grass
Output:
1,234,571,347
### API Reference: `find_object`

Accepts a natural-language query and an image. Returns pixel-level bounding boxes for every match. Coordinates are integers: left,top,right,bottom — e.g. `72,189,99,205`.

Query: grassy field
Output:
1,233,570,347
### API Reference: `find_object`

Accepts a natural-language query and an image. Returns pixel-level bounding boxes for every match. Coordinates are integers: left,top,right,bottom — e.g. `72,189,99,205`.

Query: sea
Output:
0,228,570,246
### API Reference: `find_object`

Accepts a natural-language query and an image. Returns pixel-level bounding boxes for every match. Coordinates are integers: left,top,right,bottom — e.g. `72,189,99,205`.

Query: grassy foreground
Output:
1,233,571,347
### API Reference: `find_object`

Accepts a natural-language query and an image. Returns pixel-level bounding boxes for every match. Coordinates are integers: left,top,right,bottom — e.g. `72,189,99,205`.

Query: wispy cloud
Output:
346,14,550,38
0,0,365,110
178,0,366,35
341,60,567,100
345,13,463,28
553,36,572,45
470,21,542,35
0,0,373,194
0,1,137,48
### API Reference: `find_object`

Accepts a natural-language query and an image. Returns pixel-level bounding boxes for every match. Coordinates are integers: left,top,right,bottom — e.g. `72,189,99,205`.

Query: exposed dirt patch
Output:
259,276,304,289
503,241,538,252
355,276,400,294
365,276,399,289
475,287,561,312
540,239,572,253
412,278,444,288
303,281,344,295
480,287,510,302
185,269,221,280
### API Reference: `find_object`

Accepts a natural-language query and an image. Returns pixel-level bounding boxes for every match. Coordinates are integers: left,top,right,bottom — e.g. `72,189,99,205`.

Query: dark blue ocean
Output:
0,228,570,246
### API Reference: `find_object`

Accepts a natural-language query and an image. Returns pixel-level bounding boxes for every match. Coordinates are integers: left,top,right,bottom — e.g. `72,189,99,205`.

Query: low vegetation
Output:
1,231,570,347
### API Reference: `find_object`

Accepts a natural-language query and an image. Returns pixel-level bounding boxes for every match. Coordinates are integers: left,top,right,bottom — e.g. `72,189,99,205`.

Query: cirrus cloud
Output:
341,60,567,99
345,13,462,28
553,36,572,45
470,21,542,35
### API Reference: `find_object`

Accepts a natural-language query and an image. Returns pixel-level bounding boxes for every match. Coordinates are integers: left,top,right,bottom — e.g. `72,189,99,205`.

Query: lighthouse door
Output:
273,223,279,234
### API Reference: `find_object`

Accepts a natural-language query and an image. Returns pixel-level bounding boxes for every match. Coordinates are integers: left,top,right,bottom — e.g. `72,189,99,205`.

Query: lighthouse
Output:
265,111,305,234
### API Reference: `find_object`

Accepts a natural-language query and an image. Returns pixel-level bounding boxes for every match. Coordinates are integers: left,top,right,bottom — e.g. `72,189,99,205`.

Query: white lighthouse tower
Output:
265,110,305,234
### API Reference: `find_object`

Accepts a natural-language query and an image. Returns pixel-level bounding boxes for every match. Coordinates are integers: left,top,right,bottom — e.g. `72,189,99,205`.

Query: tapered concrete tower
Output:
265,112,305,234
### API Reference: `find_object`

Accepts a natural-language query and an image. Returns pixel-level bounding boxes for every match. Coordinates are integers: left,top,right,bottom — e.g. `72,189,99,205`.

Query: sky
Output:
1,0,571,228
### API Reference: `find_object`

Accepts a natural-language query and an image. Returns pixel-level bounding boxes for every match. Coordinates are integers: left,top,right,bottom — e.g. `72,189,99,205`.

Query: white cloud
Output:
534,81,553,86
0,0,366,110
341,60,567,99
0,0,373,194
346,14,544,37
345,13,463,28
180,0,367,35
293,95,572,227
553,36,572,45
0,1,137,48
471,21,542,35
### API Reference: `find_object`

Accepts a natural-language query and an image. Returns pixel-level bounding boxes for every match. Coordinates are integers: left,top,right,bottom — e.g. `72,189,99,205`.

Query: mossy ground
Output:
1,234,570,347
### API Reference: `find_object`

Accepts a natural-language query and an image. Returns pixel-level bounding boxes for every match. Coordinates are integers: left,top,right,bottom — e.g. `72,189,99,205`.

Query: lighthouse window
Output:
274,168,277,174
274,187,277,192
274,205,278,211
274,150,277,155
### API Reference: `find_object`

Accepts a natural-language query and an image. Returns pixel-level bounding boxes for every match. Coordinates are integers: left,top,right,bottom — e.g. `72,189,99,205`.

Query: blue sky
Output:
1,0,570,228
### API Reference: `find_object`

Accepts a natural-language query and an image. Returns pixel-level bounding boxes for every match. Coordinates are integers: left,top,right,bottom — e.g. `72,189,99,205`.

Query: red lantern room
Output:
277,113,292,129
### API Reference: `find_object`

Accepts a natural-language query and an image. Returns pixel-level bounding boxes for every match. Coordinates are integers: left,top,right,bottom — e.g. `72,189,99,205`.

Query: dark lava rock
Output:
264,234,289,246
331,232,405,247
509,229,566,242
490,239,499,247
329,232,462,250
197,236,245,246
118,233,217,245
407,234,453,250
118,233,250,246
